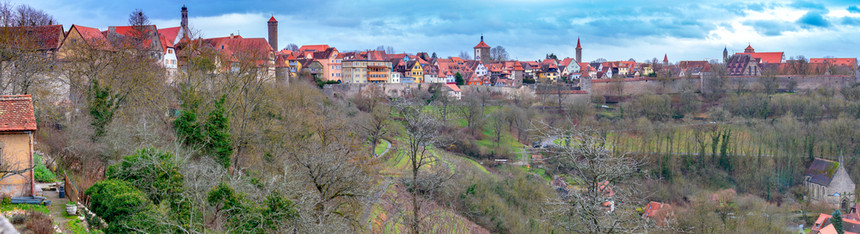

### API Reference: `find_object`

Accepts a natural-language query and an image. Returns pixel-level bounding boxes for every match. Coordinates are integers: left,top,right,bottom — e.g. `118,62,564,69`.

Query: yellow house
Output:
408,60,423,83
57,24,113,60
0,95,37,197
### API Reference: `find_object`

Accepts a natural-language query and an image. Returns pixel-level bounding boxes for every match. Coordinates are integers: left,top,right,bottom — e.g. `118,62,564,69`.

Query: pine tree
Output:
88,80,123,141
204,96,233,168
455,72,464,85
174,85,204,147
833,209,844,234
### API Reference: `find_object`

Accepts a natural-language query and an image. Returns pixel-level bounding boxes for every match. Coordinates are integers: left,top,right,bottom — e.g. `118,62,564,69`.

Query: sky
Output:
13,0,860,62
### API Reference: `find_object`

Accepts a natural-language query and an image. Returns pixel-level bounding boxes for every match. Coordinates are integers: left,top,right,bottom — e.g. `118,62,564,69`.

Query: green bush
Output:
33,153,57,182
85,179,150,223
106,148,184,205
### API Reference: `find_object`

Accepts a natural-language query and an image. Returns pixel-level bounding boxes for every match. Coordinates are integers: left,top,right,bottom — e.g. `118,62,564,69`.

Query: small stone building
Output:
804,158,856,209
0,95,37,197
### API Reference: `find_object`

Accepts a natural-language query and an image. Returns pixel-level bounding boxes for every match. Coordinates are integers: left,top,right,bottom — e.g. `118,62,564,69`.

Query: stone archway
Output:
843,198,850,211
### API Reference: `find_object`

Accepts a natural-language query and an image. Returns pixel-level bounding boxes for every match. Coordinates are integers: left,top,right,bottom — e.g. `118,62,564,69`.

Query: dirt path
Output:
38,183,76,233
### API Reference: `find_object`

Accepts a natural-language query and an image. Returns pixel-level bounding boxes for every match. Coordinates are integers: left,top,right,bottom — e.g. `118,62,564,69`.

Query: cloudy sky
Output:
13,0,860,62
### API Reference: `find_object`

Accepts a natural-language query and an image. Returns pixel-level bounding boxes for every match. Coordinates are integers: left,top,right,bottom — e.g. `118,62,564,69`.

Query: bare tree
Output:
541,126,648,233
458,51,471,60
12,4,55,26
284,43,299,52
359,102,390,156
490,46,509,61
459,95,483,136
394,101,442,234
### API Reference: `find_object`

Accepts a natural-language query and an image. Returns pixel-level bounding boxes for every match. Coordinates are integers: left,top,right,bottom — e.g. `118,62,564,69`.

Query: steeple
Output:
180,5,189,39
575,37,582,63
744,44,755,53
723,46,728,63
663,54,668,66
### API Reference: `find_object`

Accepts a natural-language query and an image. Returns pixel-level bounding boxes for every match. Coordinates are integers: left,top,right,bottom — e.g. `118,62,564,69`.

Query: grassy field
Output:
375,140,390,156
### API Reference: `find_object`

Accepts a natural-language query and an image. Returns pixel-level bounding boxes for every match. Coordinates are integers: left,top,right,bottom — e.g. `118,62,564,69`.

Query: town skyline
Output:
11,0,860,62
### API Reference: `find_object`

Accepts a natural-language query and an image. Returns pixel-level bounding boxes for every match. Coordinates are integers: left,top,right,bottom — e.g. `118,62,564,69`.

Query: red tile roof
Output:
158,27,180,49
474,40,490,49
811,58,858,67
737,52,783,64
299,44,330,52
576,37,581,49
0,95,36,132
268,16,277,22
67,25,113,50
109,25,160,50
0,24,64,51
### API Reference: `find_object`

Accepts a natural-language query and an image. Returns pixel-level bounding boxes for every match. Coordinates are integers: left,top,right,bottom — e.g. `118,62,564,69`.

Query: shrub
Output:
25,210,53,234
106,148,184,205
9,214,24,224
33,154,57,183
85,179,151,223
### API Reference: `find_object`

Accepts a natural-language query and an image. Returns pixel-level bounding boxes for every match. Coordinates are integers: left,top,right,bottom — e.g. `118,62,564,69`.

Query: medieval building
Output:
804,158,856,209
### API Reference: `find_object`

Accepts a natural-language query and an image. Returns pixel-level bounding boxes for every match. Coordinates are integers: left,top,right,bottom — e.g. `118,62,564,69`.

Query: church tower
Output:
663,54,668,67
267,16,278,51
180,5,189,39
576,37,582,63
473,35,491,63
744,44,755,53
723,46,728,63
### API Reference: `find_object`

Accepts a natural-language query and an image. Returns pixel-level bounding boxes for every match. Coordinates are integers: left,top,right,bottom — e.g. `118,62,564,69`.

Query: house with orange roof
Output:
735,44,784,64
642,201,673,226
199,34,275,76
559,57,581,79
58,24,114,59
299,44,330,53
538,59,560,83
157,27,180,72
0,24,64,58
309,47,342,82
0,95,37,197
678,61,711,77
810,58,858,76
445,83,462,100
811,213,860,234
342,59,392,83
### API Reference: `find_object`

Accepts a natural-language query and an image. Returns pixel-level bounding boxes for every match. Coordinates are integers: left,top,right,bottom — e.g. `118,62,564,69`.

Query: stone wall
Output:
590,75,859,96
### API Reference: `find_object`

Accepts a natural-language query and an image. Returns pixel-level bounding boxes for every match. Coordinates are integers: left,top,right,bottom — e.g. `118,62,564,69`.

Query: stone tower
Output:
576,37,582,63
180,5,189,39
473,35,491,63
723,46,728,63
267,16,278,51
663,54,668,67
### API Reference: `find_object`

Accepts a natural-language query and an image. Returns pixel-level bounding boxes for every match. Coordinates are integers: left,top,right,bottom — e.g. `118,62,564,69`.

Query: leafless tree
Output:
359,102,390,156
490,46,509,61
458,95,483,136
458,51,471,60
540,125,649,233
284,43,299,52
490,110,505,149
393,101,443,234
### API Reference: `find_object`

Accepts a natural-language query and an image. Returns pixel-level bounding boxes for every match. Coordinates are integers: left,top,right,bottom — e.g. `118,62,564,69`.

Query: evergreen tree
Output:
88,80,124,141
204,96,233,168
455,72,464,85
833,209,844,234
173,85,204,147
